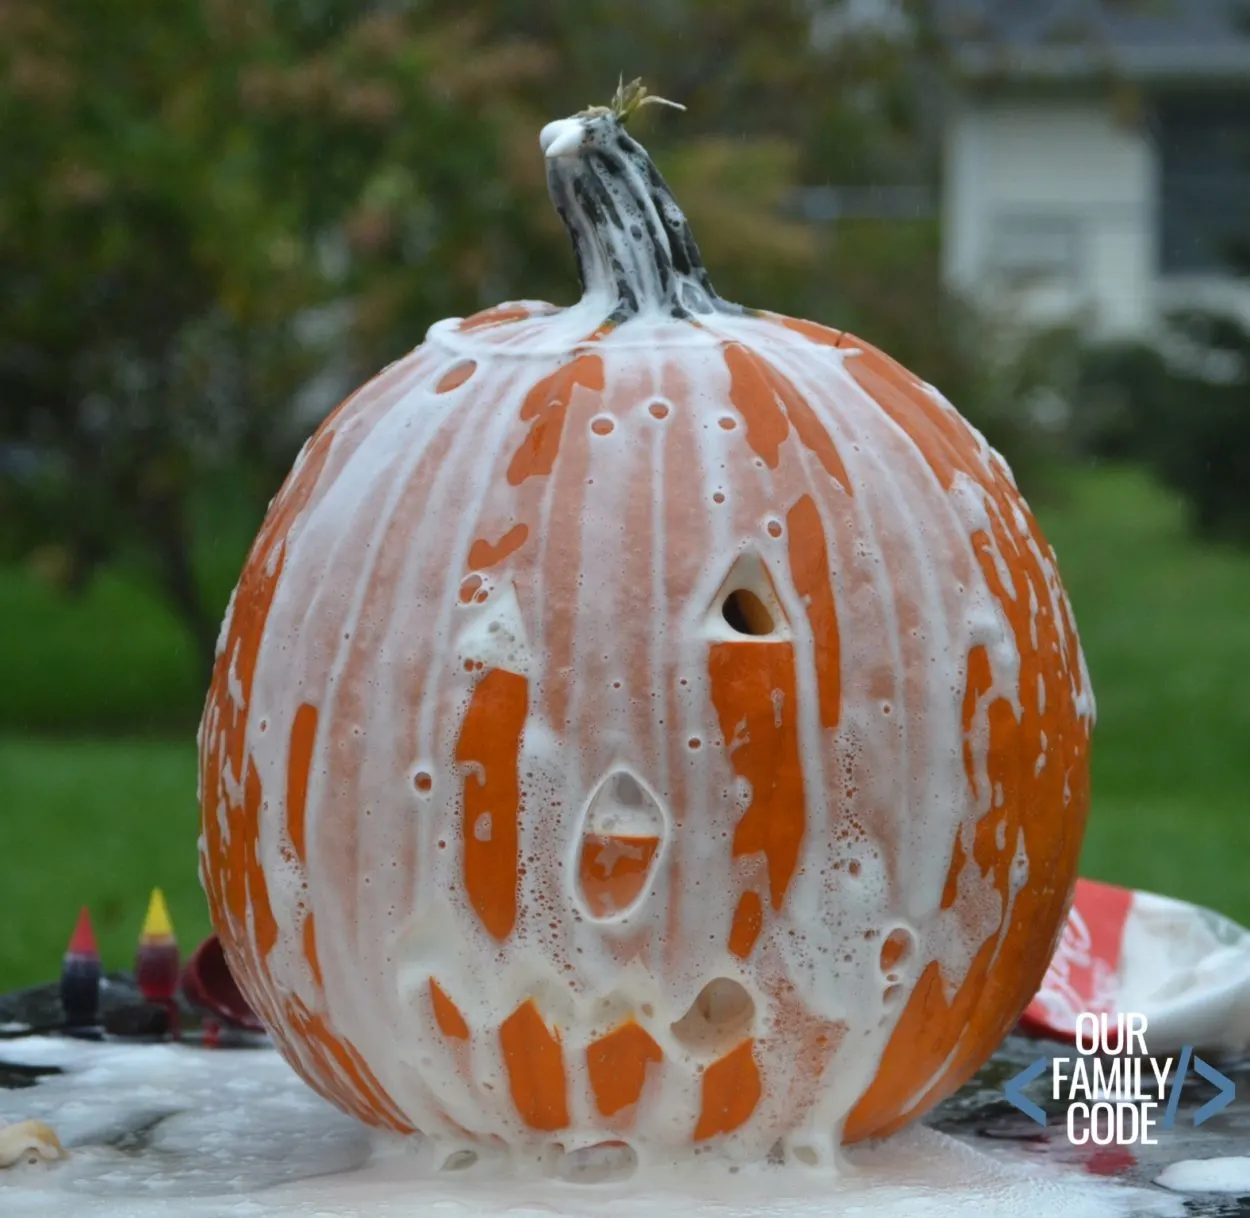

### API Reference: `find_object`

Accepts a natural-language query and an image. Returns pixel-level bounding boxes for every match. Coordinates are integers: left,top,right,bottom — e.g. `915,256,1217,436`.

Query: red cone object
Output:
60,905,101,1028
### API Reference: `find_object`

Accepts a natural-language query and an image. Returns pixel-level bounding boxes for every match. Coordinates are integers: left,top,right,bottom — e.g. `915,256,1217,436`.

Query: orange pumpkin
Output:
198,94,1093,1165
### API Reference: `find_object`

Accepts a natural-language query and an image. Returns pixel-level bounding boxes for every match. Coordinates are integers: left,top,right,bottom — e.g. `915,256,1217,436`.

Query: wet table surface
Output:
927,1035,1250,1216
3,975,1249,1216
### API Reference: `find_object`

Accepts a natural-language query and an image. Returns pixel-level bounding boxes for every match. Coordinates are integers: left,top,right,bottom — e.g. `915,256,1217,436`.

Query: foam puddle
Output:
1156,1156,1250,1194
0,1038,1181,1218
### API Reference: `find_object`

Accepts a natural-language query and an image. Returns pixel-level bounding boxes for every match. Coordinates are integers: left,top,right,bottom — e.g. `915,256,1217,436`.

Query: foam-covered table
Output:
3,976,1247,1218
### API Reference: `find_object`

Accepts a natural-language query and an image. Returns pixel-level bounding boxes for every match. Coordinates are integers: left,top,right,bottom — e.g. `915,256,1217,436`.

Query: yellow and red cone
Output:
134,888,180,1004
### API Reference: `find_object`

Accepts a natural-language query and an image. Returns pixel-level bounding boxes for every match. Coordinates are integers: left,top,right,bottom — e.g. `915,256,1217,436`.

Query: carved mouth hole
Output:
670,978,755,1055
722,589,774,636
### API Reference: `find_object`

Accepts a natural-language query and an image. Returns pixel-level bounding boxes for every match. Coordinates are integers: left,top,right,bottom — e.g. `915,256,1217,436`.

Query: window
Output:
987,213,1082,291
1154,94,1250,276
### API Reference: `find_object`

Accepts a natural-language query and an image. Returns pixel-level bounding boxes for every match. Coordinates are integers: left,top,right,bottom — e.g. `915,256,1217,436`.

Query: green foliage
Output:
816,217,1066,494
0,565,201,735
0,472,256,734
1077,312,1250,545
0,0,563,684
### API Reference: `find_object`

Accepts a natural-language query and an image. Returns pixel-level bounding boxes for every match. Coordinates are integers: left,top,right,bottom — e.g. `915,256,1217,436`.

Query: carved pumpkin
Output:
198,90,1093,1164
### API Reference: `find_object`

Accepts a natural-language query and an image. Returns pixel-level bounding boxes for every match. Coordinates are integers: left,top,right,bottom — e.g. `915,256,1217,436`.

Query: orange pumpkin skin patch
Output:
199,103,1092,1163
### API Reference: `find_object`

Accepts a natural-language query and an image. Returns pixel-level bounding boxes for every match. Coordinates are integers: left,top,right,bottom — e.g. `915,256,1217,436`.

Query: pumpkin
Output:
197,85,1094,1165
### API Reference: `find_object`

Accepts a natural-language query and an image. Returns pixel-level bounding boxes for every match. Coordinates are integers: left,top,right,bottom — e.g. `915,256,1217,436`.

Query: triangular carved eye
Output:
708,551,791,641
454,581,533,677
574,769,666,921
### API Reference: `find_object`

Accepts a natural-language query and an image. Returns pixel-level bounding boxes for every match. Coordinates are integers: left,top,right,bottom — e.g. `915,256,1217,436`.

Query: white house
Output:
934,0,1250,339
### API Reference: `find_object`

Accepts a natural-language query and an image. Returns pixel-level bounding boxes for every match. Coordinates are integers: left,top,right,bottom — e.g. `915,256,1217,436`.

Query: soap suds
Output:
1156,1156,1250,1194
0,1038,1180,1218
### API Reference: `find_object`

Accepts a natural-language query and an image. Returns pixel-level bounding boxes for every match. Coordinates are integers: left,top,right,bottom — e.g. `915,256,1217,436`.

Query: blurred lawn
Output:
0,736,211,988
0,569,203,736
1,462,1248,989
1042,464,1250,920
0,471,253,737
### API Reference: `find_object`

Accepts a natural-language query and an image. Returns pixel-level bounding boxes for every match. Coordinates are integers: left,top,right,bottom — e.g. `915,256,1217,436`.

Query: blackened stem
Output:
541,113,740,324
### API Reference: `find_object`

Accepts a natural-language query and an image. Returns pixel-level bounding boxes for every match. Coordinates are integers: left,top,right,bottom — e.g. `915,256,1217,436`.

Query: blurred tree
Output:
1077,315,1250,545
436,0,932,322
0,0,558,686
1,0,1022,702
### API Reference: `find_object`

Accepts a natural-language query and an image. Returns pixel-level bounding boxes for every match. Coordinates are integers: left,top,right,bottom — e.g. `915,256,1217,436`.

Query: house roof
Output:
933,0,1250,82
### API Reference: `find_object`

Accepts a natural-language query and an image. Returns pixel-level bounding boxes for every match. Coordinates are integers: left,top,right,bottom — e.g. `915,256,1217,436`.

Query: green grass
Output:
0,737,212,989
1043,465,1250,919
0,463,1247,990
0,468,259,734
0,567,204,735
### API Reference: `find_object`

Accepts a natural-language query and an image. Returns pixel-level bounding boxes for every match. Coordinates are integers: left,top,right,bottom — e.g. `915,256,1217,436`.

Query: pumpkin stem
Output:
577,76,686,124
539,84,740,324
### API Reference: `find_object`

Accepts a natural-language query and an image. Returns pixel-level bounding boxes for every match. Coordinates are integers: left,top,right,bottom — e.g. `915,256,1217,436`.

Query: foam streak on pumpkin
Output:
197,90,1094,1165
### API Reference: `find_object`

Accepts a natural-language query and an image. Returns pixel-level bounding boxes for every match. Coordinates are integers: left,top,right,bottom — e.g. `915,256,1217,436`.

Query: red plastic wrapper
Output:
1020,877,1250,1053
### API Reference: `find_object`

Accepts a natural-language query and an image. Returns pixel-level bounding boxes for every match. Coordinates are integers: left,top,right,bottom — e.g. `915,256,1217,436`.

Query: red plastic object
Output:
1020,878,1135,1041
180,935,265,1033
66,905,99,958
60,904,102,1028
137,943,181,1004
1020,877,1250,1053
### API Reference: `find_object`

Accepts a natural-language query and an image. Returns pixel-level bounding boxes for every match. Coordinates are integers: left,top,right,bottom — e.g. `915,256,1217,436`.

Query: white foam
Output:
0,1039,1180,1218
1116,891,1250,1053
1156,1155,1250,1194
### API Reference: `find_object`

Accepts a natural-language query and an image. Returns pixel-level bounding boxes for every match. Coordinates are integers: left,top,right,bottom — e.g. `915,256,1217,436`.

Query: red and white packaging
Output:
1020,877,1250,1053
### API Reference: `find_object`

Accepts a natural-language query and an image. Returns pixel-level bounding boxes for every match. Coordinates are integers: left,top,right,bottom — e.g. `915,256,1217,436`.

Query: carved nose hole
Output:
613,772,643,806
670,978,755,1057
575,769,666,921
722,589,774,636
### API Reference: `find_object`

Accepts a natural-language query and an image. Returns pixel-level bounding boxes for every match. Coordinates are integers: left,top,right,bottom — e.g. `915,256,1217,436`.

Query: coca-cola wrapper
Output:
1020,877,1250,1053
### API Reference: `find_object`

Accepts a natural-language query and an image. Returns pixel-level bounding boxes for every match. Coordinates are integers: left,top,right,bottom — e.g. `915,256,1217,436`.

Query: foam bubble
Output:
1156,1156,1250,1194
